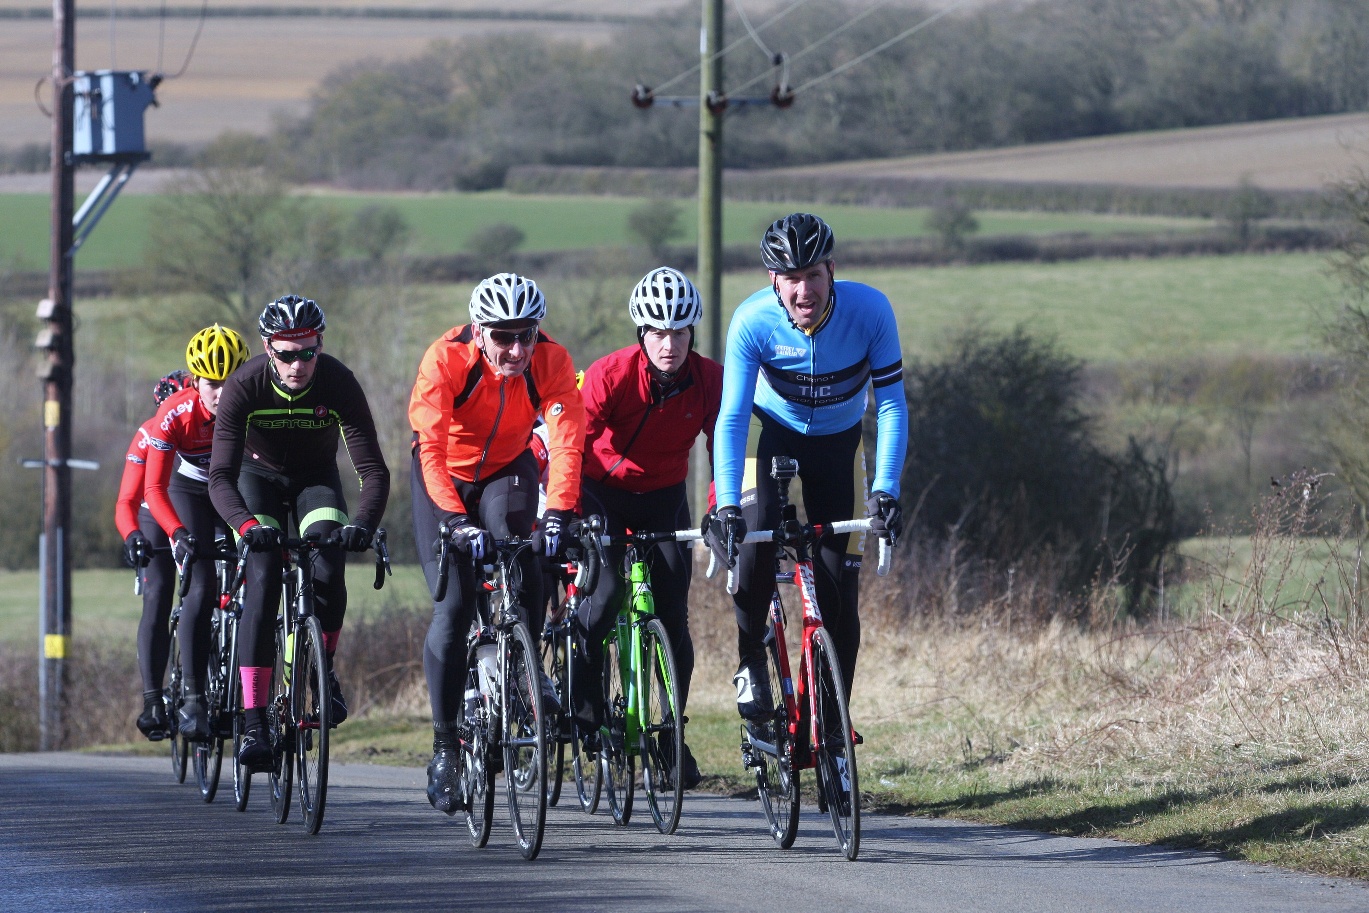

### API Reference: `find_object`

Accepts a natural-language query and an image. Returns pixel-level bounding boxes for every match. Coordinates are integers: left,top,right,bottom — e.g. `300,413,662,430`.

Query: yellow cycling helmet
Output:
186,324,249,381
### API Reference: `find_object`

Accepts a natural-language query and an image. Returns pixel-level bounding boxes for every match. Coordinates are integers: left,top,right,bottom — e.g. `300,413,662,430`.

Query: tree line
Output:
205,0,1369,191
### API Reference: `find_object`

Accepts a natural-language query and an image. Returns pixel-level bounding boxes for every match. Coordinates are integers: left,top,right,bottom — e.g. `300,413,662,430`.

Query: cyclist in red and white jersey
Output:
115,369,196,740
143,325,250,742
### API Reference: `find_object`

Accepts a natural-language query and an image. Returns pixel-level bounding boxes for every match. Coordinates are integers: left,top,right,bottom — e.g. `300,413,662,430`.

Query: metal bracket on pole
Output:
70,158,141,255
21,458,100,471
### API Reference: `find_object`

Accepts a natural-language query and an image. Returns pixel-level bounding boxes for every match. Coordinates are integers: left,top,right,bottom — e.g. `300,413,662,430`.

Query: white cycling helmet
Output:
628,267,703,330
469,273,546,325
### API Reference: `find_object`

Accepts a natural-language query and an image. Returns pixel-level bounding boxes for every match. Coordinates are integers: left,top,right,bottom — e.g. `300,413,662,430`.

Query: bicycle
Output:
580,517,696,835
133,538,194,785
538,536,602,813
435,527,548,860
262,528,391,835
716,456,892,861
193,538,247,804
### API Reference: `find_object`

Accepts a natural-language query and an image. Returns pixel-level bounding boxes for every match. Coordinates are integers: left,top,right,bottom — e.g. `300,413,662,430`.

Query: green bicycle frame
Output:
605,557,675,749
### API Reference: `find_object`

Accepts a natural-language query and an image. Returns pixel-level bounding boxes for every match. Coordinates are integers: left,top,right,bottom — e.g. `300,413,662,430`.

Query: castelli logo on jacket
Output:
314,404,328,418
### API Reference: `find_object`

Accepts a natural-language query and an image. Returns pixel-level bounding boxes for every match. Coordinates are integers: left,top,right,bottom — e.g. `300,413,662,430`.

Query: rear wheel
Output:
166,620,188,784
503,621,547,860
268,615,293,825
810,627,859,860
461,646,494,848
295,615,331,835
602,633,634,826
541,624,568,807
639,618,683,835
755,629,799,848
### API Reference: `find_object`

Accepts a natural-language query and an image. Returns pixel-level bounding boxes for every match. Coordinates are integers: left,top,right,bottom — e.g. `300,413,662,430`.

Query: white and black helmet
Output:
469,273,546,325
628,267,703,330
760,213,835,272
259,294,326,339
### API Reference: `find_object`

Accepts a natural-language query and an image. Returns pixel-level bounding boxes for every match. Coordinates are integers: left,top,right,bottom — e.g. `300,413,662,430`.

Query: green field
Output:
0,565,434,648
853,253,1338,362
0,189,1211,272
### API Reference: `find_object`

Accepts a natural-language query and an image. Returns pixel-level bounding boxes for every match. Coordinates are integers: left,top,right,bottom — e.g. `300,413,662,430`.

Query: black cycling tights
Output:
733,412,864,698
236,466,349,668
134,505,174,693
169,478,228,695
412,448,543,729
573,479,695,731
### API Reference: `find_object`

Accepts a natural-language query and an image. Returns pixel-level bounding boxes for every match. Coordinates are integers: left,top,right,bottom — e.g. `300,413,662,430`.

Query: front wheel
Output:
639,618,683,835
601,633,634,826
502,620,547,860
294,615,331,835
810,627,859,861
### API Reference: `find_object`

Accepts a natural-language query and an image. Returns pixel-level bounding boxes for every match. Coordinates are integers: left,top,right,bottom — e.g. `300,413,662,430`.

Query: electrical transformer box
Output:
72,70,156,161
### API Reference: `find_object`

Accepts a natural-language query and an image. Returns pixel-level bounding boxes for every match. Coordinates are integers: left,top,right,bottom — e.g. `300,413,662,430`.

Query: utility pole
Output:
40,0,77,751
697,0,724,364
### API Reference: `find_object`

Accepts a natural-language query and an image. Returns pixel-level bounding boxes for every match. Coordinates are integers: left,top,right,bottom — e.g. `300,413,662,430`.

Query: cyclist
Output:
574,266,722,790
144,326,250,742
208,295,391,772
409,272,584,815
115,368,196,739
705,213,907,728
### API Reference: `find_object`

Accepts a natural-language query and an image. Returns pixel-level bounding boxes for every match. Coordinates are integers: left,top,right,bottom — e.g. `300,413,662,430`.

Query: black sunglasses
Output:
269,344,319,364
487,327,537,347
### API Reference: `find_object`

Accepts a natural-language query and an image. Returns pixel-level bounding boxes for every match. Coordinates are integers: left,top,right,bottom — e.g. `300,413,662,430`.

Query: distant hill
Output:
780,113,1369,192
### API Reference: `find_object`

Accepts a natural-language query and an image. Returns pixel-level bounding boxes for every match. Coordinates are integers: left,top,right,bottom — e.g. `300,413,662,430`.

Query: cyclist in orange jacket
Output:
409,273,585,815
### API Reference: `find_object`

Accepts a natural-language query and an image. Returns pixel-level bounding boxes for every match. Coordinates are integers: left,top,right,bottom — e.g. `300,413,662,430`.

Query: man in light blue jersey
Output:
706,212,907,723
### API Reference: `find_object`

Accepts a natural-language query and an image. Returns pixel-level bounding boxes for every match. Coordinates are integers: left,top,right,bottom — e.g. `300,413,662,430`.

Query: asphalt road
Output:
1,753,1364,913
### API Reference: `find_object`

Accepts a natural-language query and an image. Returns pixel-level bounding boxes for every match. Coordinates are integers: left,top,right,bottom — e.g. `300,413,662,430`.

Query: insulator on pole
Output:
770,85,795,108
631,84,655,108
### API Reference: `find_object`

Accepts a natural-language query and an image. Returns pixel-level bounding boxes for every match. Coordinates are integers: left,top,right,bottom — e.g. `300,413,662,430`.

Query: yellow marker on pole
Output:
44,634,69,659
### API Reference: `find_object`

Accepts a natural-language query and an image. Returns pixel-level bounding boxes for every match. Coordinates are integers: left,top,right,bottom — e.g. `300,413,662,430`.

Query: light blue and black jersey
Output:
714,279,908,507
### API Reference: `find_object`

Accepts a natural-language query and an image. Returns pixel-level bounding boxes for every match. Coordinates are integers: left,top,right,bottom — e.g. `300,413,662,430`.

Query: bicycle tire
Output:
602,633,634,826
461,646,494,848
193,738,223,802
195,611,229,802
502,619,547,860
228,618,250,812
295,614,331,835
755,626,799,848
810,626,859,860
268,614,293,825
166,622,188,784
540,625,567,807
639,617,684,835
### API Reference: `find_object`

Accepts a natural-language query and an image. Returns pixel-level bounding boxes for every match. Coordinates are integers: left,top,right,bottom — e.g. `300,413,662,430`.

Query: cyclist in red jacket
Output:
575,267,722,789
115,369,196,740
143,325,250,742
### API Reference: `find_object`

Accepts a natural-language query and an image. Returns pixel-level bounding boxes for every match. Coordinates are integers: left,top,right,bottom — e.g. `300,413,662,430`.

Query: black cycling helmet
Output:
259,294,326,340
153,368,194,406
760,213,835,272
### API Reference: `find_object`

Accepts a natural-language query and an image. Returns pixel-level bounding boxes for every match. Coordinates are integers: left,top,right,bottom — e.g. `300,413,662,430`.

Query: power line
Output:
730,0,899,96
733,0,778,60
730,0,970,97
792,2,969,95
648,0,813,96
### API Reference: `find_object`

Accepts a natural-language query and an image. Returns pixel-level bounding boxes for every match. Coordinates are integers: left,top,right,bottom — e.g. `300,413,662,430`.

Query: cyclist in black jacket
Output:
208,295,390,771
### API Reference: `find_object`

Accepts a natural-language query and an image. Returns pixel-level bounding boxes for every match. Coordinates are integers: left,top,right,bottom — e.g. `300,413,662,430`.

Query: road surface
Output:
0,753,1363,913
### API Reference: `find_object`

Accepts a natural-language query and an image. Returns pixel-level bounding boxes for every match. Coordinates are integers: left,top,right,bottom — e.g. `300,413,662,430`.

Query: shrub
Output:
899,326,1175,613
